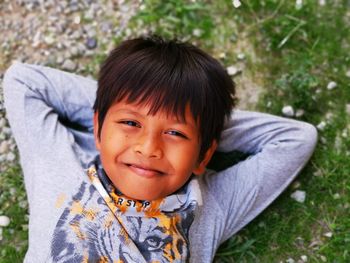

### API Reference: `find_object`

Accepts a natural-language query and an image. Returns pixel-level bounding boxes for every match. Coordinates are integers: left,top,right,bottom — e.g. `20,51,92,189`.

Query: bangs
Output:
103,47,209,125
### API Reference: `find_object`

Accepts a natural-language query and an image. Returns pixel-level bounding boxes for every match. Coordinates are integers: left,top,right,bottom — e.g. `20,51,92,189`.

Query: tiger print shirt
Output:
50,155,201,262
3,63,318,263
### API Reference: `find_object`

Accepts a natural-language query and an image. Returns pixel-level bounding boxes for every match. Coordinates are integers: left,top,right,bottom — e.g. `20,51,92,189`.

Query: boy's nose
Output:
133,133,163,159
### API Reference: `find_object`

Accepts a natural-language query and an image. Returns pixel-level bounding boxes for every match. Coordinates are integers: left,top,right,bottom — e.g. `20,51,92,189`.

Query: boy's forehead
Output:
109,100,199,126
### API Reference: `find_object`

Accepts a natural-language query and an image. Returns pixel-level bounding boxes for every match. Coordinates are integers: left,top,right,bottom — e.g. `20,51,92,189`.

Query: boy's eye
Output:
119,120,141,128
166,130,188,139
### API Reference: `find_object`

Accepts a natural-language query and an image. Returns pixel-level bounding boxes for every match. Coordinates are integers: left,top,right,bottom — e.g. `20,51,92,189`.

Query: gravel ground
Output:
0,0,141,173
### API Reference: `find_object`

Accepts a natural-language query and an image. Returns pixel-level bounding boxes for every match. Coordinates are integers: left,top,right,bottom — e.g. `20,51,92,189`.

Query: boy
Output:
3,36,317,263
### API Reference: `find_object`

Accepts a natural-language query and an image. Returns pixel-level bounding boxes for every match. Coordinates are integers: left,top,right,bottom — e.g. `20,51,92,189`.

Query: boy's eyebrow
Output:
111,108,197,129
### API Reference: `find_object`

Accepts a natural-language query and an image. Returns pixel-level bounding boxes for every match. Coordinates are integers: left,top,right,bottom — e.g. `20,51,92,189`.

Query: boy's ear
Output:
93,112,101,151
192,140,218,176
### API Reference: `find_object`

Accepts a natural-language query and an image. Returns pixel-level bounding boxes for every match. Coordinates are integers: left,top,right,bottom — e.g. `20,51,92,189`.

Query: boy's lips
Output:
125,163,165,178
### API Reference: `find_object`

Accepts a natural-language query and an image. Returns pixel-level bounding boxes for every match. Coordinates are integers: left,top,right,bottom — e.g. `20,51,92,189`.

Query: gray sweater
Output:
3,62,318,263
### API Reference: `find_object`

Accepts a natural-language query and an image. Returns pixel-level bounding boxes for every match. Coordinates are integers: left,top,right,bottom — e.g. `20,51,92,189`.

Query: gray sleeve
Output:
202,109,318,243
3,62,97,198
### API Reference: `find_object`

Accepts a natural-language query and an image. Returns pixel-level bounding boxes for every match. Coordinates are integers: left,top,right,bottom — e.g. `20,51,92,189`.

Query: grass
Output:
1,0,350,262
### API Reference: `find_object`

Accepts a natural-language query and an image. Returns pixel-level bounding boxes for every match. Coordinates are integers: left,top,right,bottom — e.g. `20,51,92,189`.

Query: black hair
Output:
93,35,237,161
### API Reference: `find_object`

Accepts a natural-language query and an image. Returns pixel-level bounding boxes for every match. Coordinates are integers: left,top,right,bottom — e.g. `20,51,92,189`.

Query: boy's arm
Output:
204,109,318,242
3,62,97,196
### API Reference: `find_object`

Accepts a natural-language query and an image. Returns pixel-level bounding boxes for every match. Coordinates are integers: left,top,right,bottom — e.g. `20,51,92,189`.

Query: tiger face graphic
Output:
49,181,195,263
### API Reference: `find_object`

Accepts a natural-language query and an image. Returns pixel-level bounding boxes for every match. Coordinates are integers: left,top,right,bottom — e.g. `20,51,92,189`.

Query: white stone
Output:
2,127,12,135
6,152,16,162
327,81,337,90
295,0,303,10
301,255,308,262
0,141,9,154
192,28,202,37
317,121,326,131
346,104,350,115
295,109,305,117
226,66,240,76
318,0,326,6
232,0,241,8
325,112,333,120
323,232,333,238
44,35,55,45
73,15,81,24
291,190,306,203
286,258,295,263
0,118,6,128
346,70,350,78
237,53,245,60
282,105,294,117
62,59,77,71
320,255,327,262
0,215,10,227
219,52,226,59
32,31,41,48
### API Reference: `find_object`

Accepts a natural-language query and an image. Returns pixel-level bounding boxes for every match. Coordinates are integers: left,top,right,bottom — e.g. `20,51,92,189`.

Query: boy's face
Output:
93,100,216,201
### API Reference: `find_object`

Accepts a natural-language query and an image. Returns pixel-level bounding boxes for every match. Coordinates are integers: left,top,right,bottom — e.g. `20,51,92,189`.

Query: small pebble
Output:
333,193,340,199
232,0,242,8
86,37,97,49
6,152,16,162
295,236,304,246
237,53,245,60
73,15,81,24
0,215,10,227
62,59,77,71
295,109,305,117
291,190,306,203
286,258,295,263
320,255,327,262
319,0,326,6
295,0,303,10
2,127,12,135
301,255,308,262
226,65,241,76
282,105,294,117
192,28,202,37
346,104,350,115
219,52,226,59
346,70,350,78
0,118,6,128
323,232,333,238
327,81,337,90
316,121,326,131
44,35,55,45
0,141,9,154
9,187,16,196
56,56,64,64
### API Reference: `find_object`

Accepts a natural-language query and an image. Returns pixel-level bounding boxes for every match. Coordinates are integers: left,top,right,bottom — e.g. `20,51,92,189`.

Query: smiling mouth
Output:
126,163,164,178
